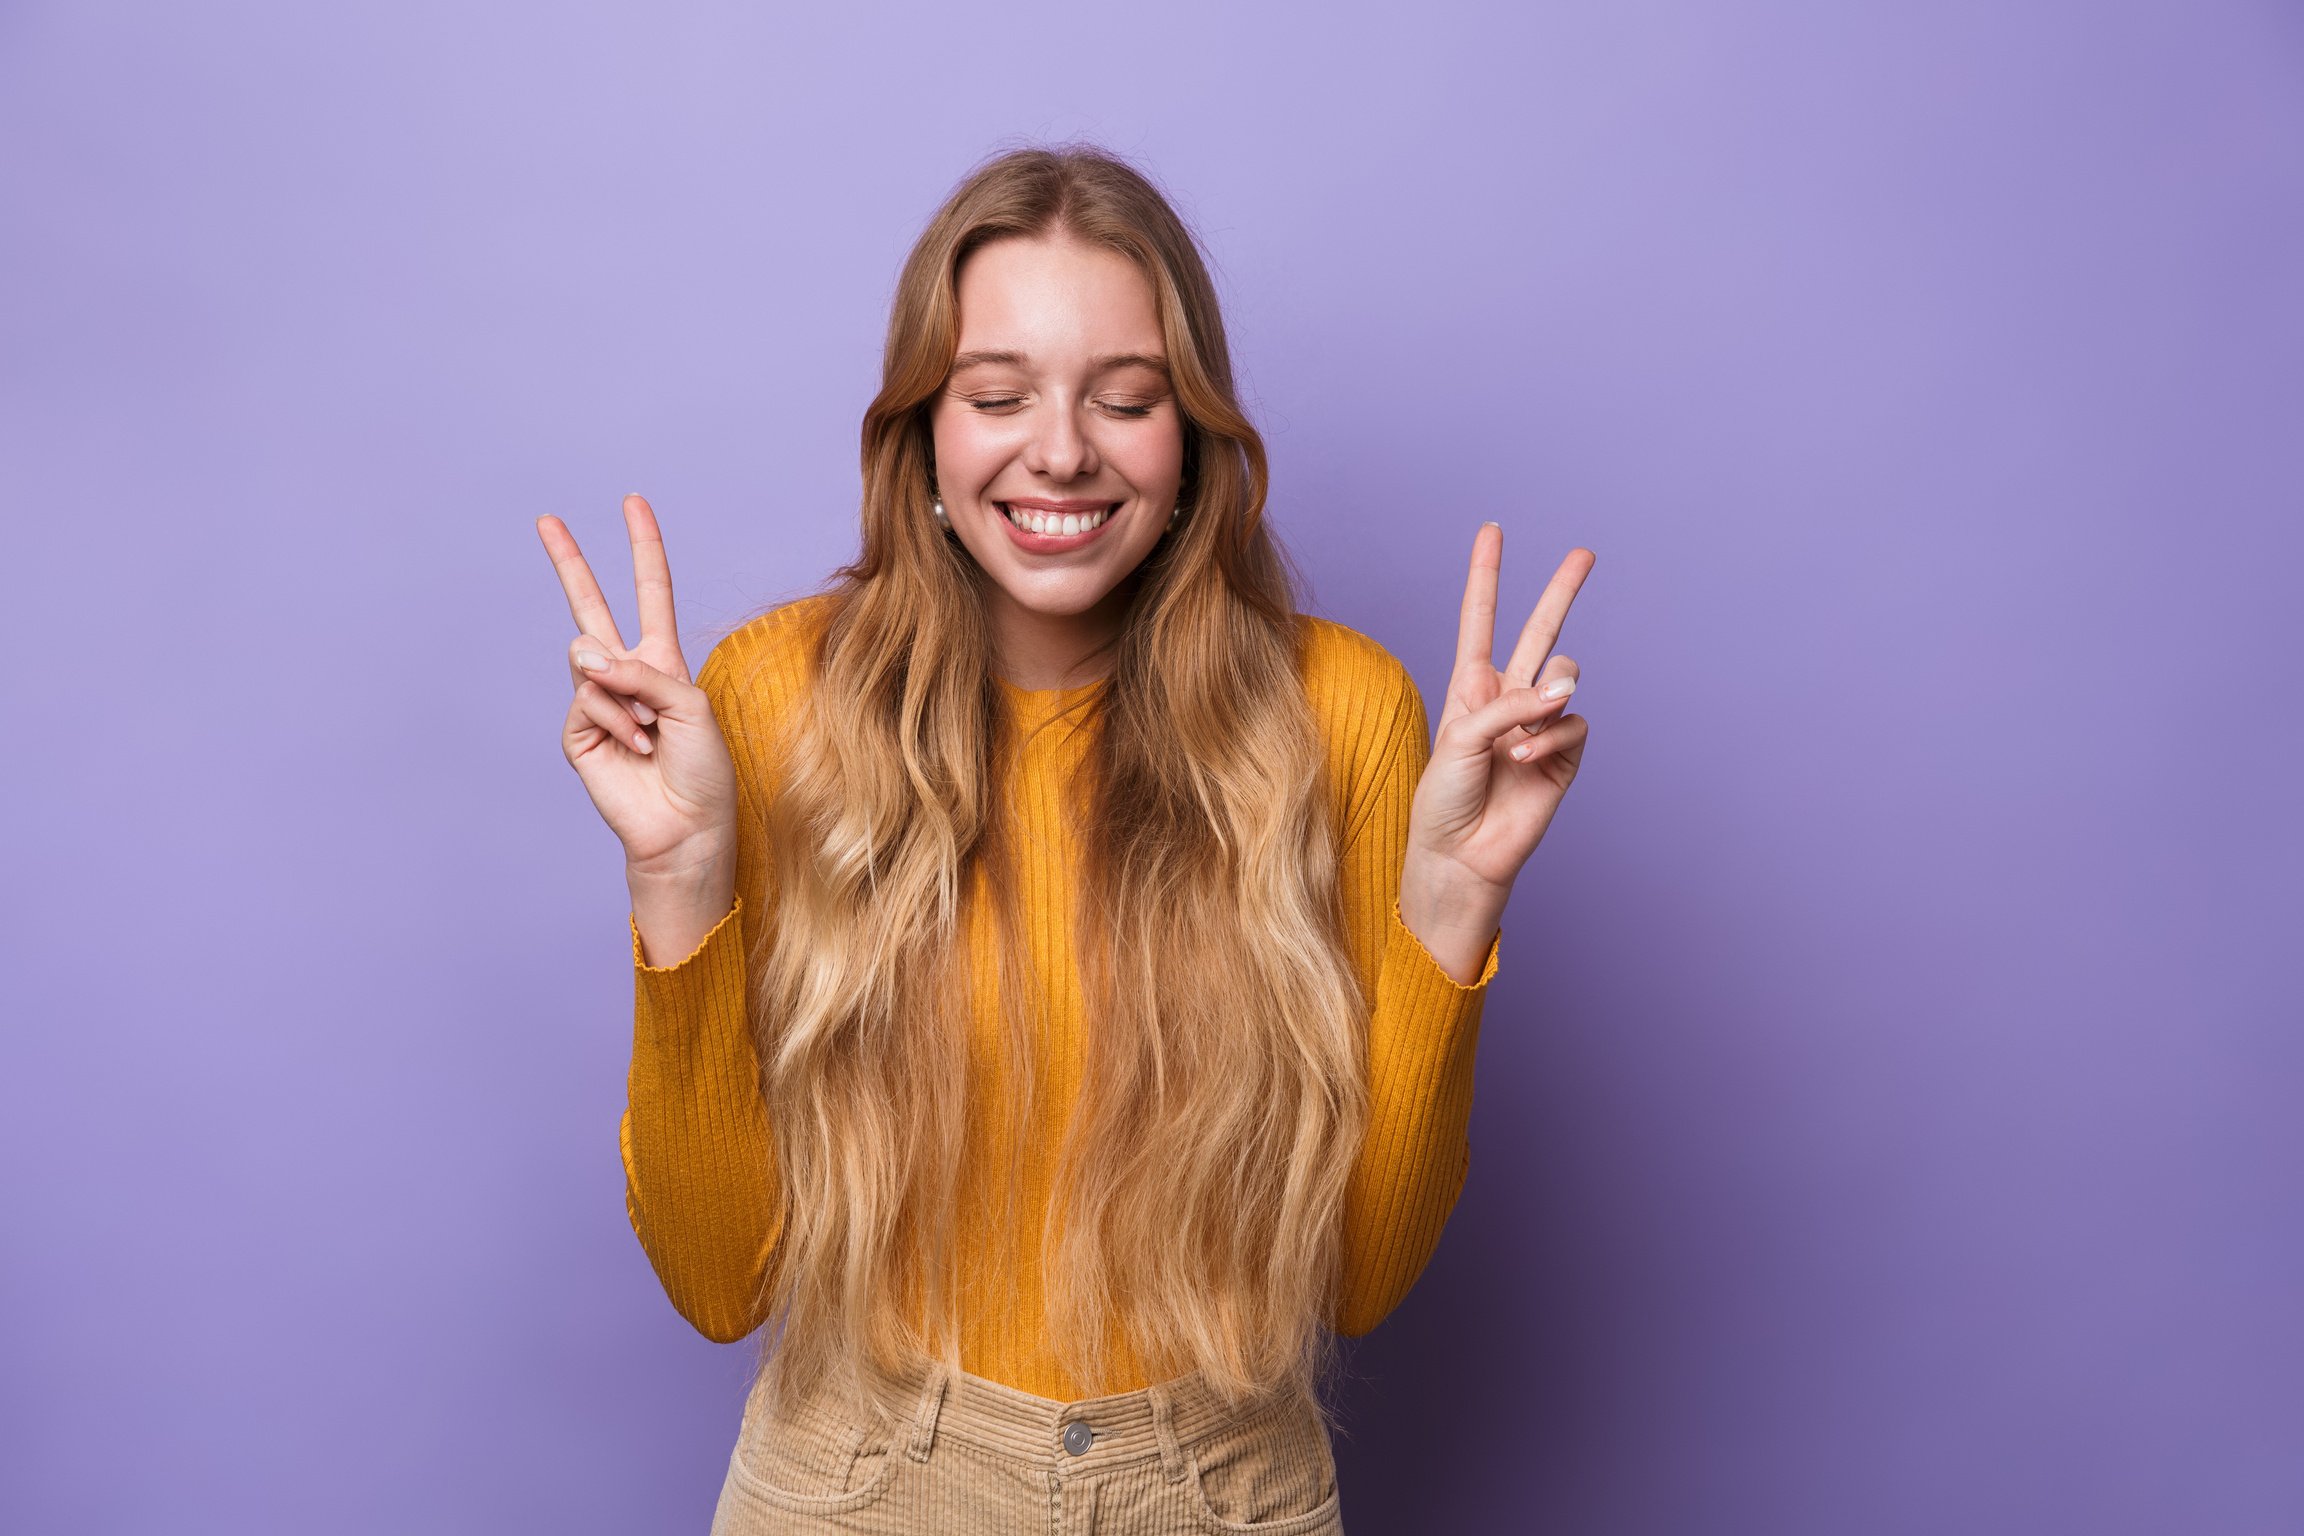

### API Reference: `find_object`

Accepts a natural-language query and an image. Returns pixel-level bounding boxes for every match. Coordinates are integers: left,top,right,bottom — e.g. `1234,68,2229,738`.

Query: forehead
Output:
951,234,1164,364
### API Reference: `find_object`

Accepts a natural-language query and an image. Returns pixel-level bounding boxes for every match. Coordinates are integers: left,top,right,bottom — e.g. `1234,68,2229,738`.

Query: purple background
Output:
5,2,2300,1530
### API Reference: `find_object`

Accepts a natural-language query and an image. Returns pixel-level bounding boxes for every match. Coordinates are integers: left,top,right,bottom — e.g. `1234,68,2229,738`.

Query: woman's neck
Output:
987,581,1134,691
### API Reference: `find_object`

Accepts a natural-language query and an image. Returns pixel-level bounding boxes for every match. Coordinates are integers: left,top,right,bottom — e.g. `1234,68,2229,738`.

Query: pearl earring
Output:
932,494,950,530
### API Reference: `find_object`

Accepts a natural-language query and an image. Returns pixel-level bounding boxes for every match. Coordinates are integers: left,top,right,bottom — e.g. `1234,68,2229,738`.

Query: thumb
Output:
1436,684,1556,765
570,639,697,718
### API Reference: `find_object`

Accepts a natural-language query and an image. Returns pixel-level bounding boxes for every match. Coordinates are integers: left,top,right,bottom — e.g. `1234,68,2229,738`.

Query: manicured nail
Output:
1540,676,1575,700
577,651,609,672
633,732,652,753
1511,741,1536,761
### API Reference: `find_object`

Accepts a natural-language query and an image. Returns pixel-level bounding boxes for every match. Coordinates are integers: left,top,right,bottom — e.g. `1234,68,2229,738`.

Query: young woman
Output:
538,145,1593,1534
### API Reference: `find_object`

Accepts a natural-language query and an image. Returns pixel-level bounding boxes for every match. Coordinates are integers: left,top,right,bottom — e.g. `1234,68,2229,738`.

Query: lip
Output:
994,498,1121,553
1004,497,1113,512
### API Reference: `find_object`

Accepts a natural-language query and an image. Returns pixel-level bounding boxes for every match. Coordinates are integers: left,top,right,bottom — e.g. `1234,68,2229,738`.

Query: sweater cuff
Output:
631,894,744,972
631,895,746,1043
1386,895,1501,996
1370,898,1495,1103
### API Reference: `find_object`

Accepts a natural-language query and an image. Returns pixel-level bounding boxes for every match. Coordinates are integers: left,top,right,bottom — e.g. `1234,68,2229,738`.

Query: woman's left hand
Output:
1398,524,1595,978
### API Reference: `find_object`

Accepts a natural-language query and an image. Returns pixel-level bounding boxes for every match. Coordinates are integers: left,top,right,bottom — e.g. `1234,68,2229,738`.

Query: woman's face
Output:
929,232,1185,672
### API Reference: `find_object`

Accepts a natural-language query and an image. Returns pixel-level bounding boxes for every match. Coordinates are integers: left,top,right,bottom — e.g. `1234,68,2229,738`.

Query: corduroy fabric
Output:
623,592,1503,1399
709,1351,1344,1535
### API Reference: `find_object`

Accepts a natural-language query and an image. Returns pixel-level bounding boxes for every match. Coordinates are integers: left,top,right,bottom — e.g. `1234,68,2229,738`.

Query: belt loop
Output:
1148,1378,1188,1484
907,1360,950,1464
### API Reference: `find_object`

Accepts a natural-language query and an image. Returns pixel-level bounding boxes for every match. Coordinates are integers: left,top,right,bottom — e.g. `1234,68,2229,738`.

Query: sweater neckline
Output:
995,671,1107,723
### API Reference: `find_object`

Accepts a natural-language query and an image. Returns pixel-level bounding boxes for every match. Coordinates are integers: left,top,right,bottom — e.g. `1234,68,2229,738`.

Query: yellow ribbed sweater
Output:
621,593,1500,1399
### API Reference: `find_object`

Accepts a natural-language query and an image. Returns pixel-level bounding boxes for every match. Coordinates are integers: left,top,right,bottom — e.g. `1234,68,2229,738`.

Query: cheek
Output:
931,412,1003,483
1107,426,1185,489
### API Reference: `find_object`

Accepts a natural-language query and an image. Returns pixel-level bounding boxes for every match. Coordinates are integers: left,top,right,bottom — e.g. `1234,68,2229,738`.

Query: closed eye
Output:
963,396,1160,418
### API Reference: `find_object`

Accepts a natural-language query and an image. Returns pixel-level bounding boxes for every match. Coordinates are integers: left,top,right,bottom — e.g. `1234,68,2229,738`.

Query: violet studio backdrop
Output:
3,1,2299,1531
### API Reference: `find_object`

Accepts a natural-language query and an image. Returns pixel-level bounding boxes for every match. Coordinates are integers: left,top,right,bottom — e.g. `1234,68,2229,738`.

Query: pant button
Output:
1062,1420,1095,1456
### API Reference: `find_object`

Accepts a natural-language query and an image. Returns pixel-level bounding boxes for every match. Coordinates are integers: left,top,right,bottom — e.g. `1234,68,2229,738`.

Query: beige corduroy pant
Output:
707,1351,1344,1535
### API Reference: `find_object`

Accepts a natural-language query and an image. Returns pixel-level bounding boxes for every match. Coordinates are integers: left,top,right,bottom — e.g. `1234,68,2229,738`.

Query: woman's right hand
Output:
536,494,738,877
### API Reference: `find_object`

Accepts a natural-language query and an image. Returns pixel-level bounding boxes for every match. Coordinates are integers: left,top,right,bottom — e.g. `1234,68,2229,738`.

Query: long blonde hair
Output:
741,142,1370,1432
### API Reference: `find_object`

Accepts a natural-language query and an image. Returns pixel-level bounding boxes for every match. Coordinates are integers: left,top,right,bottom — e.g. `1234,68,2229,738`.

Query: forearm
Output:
625,872,784,1343
1334,897,1498,1334
1327,657,1506,1334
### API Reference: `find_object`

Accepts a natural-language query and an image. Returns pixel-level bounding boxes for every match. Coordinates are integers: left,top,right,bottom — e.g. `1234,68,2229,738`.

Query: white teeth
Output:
1005,505,1108,536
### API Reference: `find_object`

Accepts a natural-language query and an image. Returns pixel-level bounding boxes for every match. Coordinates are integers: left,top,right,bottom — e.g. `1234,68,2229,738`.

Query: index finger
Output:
534,513,629,652
1501,548,1597,689
624,494,679,649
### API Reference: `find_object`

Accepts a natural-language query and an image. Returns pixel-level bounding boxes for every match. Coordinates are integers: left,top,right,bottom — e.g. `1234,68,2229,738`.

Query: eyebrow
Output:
949,349,1171,377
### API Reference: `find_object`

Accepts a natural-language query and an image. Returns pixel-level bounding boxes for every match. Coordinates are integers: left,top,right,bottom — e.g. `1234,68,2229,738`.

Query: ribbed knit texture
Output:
623,593,1501,1398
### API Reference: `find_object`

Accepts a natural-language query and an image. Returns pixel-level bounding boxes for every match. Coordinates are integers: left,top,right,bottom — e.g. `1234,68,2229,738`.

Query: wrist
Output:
1397,856,1505,988
626,845,736,916
1397,853,1505,938
625,832,735,887
627,847,737,970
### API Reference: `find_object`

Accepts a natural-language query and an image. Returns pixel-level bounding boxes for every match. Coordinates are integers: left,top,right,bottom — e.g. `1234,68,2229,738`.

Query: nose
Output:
1022,397,1099,482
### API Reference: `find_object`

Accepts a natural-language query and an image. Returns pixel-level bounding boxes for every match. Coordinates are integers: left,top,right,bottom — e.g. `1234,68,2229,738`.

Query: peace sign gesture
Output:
1397,524,1595,981
535,494,739,879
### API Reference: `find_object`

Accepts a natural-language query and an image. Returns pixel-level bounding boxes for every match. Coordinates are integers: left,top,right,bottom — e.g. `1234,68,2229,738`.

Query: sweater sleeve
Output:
1331,658,1502,1338
619,634,788,1344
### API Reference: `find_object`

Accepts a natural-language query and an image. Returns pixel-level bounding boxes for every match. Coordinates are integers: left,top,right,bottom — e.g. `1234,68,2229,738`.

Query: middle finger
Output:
1453,522,1504,679
624,494,679,650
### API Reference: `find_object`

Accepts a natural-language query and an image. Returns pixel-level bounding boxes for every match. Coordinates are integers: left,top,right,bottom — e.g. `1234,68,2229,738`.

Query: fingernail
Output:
1482,520,1500,529
1541,676,1575,700
630,699,657,724
1512,741,1536,761
633,732,652,754
577,651,609,672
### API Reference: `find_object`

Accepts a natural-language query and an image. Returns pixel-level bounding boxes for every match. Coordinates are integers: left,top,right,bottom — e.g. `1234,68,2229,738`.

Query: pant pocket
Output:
720,1383,901,1519
1181,1393,1342,1534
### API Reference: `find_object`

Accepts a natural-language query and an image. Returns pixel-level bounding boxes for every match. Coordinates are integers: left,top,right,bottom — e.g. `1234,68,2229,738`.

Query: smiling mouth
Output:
996,502,1121,549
